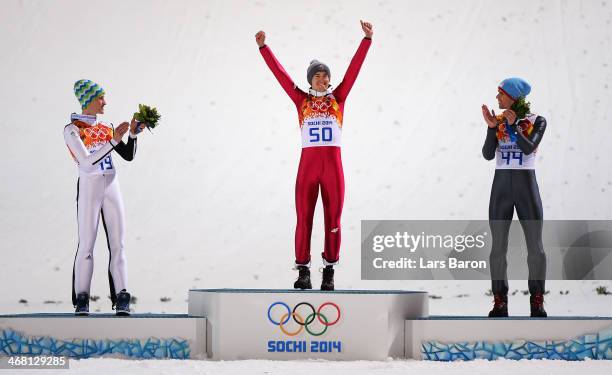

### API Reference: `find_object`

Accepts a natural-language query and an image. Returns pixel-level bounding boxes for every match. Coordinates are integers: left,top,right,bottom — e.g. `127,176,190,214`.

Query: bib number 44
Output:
501,151,523,165
309,127,333,143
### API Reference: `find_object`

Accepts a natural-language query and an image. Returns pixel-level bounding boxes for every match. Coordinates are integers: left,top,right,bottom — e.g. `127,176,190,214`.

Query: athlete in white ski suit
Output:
64,81,143,309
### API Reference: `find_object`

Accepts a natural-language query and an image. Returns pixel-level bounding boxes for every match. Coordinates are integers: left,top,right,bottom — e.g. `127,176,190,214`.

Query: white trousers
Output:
72,173,128,307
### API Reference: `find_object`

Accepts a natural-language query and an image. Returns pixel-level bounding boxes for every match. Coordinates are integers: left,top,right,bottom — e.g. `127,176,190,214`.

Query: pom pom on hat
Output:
307,60,331,85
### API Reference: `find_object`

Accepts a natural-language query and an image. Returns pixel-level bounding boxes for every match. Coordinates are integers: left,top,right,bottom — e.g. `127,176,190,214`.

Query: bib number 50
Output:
309,127,333,143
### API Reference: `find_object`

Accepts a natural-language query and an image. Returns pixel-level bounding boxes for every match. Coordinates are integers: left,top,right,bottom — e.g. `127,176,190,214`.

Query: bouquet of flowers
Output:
511,97,531,119
133,104,161,133
494,96,531,126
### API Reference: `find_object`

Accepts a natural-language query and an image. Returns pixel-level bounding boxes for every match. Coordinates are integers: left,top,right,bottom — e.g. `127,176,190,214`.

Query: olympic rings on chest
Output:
308,97,333,112
82,125,112,141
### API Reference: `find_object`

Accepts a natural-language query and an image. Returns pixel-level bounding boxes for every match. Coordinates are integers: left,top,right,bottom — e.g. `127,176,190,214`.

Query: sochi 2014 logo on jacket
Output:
266,301,342,353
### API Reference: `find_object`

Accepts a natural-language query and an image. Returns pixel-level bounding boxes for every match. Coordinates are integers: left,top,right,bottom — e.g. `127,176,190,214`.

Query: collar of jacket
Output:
308,87,333,97
71,113,97,125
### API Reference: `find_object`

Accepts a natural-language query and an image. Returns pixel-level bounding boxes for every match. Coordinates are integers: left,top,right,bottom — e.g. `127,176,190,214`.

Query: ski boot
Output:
115,290,131,316
488,294,508,317
293,266,312,290
75,292,89,316
321,265,335,291
530,293,547,318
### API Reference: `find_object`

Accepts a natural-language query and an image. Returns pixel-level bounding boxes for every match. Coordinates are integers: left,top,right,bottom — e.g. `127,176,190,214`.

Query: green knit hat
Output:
74,79,105,109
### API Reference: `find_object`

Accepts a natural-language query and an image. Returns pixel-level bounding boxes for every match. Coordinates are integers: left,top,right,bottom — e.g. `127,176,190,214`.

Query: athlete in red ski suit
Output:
257,28,371,267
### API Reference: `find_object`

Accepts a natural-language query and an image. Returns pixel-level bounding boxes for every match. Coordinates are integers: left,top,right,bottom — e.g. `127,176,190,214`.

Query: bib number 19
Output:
309,127,332,143
99,155,113,171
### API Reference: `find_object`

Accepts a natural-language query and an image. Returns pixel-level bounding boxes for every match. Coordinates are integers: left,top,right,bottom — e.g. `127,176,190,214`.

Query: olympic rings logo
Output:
83,126,111,141
308,98,332,112
267,301,341,337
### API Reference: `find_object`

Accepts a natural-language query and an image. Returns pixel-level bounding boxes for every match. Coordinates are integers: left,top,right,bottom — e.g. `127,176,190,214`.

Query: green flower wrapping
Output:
134,104,161,129
511,97,531,119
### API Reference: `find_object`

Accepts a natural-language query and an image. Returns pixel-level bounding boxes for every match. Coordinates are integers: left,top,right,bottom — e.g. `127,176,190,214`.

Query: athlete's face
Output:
311,72,330,92
496,90,515,110
84,95,106,115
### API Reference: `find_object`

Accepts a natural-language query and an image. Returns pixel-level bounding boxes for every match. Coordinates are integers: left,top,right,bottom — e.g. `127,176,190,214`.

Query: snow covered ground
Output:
16,358,612,375
0,0,611,371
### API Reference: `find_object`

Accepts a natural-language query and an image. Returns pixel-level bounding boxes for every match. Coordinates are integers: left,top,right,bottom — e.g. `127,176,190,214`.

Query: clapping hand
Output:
130,115,146,135
481,105,498,129
113,122,129,142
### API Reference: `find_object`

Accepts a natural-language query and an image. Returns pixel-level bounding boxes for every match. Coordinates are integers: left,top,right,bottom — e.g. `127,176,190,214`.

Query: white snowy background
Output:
1,0,611,324
2,0,612,373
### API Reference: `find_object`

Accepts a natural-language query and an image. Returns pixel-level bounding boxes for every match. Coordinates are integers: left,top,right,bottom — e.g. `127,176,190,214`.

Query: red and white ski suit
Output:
259,37,371,265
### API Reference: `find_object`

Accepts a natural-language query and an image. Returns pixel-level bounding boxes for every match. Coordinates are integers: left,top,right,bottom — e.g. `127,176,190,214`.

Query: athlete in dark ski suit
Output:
481,77,547,318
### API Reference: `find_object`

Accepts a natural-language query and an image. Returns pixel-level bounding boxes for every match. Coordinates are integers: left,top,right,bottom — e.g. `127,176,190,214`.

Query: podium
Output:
188,289,428,360
1,290,611,361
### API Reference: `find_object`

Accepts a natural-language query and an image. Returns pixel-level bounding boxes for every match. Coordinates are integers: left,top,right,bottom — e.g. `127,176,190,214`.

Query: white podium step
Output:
406,316,612,361
188,289,428,360
0,313,206,359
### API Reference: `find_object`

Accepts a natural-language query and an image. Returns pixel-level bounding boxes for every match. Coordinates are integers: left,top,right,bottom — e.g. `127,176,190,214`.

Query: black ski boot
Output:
115,290,131,316
75,292,89,316
530,293,547,318
488,294,508,317
293,266,312,290
321,266,335,291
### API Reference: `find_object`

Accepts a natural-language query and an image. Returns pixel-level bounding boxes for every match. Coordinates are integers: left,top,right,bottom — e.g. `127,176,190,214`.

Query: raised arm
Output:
333,21,373,102
113,135,137,161
507,116,546,155
481,105,498,160
256,31,304,106
113,118,142,161
65,125,116,165
64,122,129,165
482,128,498,160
